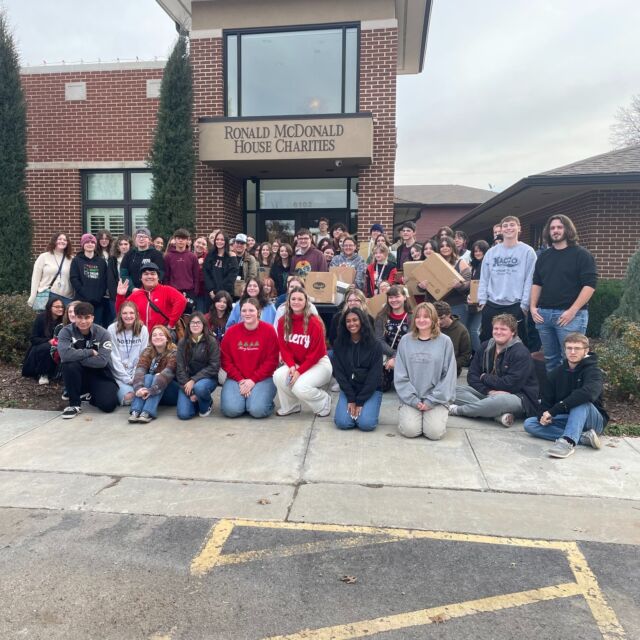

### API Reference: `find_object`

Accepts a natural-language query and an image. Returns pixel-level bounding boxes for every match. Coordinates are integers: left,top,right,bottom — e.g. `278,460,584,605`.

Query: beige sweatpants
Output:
273,356,332,414
398,403,449,440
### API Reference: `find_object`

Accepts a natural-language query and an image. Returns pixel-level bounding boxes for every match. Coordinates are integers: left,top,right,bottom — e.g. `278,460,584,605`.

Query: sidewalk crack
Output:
465,429,490,490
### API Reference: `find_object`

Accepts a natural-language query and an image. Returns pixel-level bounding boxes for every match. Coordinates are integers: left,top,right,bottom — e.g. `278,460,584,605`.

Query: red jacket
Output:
220,321,279,382
116,284,187,330
277,313,327,374
366,262,397,297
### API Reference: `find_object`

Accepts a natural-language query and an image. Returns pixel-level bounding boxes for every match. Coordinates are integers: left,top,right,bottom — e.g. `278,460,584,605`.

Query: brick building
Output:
21,0,433,252
456,146,640,279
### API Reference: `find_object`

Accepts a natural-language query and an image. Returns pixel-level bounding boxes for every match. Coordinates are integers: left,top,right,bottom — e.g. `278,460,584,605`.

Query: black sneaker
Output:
137,411,153,423
62,406,81,420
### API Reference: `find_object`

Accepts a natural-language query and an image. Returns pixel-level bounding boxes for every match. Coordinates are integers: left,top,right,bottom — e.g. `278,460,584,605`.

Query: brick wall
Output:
357,27,398,240
518,190,640,279
26,170,83,251
413,206,477,242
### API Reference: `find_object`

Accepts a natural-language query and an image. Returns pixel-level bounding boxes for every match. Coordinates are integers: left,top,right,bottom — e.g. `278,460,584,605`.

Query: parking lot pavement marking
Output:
565,542,627,640
261,582,584,640
189,519,627,639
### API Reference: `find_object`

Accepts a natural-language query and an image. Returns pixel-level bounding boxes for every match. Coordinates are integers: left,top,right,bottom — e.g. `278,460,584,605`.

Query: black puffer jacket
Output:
176,334,220,385
467,337,539,416
541,352,608,424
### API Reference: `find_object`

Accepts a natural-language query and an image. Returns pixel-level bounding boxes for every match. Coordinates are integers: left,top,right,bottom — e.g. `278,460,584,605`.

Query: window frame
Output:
224,22,360,118
82,169,152,236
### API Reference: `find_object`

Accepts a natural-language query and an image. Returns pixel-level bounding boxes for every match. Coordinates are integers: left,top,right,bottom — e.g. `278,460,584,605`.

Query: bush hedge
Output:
586,279,624,337
0,293,35,366
598,317,640,399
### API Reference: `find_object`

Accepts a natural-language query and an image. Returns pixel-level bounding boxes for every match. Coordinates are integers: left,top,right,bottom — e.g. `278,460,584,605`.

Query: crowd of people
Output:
23,213,606,459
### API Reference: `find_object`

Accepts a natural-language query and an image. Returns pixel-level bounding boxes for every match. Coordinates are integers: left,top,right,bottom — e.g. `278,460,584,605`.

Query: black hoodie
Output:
540,352,608,424
120,247,165,289
70,253,107,304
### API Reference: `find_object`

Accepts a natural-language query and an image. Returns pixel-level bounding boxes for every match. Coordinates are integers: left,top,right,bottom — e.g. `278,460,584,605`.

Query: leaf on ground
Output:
385,433,395,438
257,498,271,505
84,417,93,422
340,575,357,584
606,443,618,448
609,465,622,471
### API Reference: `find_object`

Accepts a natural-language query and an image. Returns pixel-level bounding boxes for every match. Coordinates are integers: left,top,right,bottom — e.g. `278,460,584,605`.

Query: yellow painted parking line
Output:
261,582,584,640
565,542,627,640
190,518,234,576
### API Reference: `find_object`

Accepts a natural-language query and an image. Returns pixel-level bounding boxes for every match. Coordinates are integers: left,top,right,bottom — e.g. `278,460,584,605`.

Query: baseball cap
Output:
140,262,161,274
234,233,248,244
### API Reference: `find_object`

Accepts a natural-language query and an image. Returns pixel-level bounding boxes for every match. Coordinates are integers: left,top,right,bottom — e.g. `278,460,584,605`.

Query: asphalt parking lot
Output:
1,509,636,639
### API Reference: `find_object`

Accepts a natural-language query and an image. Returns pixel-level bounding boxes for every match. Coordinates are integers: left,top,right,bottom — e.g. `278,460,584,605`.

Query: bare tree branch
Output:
610,93,640,149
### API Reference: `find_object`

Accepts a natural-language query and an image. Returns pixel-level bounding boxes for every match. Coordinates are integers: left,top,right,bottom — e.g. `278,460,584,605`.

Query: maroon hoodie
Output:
163,246,200,293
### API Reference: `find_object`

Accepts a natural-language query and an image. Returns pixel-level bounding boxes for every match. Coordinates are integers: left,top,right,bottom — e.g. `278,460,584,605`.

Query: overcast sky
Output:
2,0,638,193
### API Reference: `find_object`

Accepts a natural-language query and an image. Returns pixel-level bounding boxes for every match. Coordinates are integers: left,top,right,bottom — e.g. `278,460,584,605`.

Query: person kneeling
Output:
58,302,119,419
394,303,457,440
332,308,383,431
129,325,179,423
274,288,332,417
524,332,607,458
176,312,220,420
220,298,279,418
450,314,539,427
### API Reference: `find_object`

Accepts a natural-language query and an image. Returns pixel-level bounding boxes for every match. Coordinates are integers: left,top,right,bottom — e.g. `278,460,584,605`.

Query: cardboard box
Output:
367,292,387,319
330,265,356,285
469,280,480,304
358,241,370,260
417,253,465,301
306,272,337,304
402,260,427,295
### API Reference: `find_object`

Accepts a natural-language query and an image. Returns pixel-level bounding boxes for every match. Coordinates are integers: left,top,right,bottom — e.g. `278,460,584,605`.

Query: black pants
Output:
22,343,56,378
480,302,529,347
61,361,119,412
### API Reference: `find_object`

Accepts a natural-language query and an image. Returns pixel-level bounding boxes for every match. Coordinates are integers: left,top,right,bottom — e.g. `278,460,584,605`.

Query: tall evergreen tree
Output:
148,33,196,238
0,11,32,293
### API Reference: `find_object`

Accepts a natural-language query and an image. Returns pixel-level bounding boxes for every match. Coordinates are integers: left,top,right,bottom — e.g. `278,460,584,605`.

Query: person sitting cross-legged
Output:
434,301,471,378
449,313,539,427
57,302,119,419
524,332,607,458
220,298,280,418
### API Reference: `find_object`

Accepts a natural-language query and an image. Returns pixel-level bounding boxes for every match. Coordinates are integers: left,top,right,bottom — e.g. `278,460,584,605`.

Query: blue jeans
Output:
466,307,482,354
117,382,134,406
334,390,383,431
524,402,604,444
220,378,276,418
130,374,179,418
177,378,217,420
536,308,588,371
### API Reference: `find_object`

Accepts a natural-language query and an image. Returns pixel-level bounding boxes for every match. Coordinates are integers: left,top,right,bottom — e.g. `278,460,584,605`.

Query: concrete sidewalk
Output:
1,391,639,545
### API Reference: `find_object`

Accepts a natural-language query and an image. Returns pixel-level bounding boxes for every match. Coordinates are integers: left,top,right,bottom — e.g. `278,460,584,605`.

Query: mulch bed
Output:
1,362,638,431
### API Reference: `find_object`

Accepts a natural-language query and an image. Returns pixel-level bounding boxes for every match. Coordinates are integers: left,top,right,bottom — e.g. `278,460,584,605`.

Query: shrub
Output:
598,317,640,399
613,245,640,323
586,279,624,337
0,293,35,366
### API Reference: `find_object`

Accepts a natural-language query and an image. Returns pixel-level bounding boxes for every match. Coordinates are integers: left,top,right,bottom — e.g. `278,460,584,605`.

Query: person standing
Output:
220,298,280,418
313,217,331,245
106,235,131,321
524,332,607,458
332,307,383,431
29,232,74,309
329,235,366,291
192,236,210,313
365,245,397,297
395,221,421,275
70,233,108,327
291,228,328,277
163,228,200,311
466,239,489,354
394,302,457,440
270,243,293,297
478,216,536,345
203,232,239,298
232,234,259,284
529,215,597,371
120,227,165,291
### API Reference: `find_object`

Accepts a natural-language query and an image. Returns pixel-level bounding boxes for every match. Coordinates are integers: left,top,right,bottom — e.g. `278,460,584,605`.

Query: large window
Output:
83,170,152,235
226,25,359,117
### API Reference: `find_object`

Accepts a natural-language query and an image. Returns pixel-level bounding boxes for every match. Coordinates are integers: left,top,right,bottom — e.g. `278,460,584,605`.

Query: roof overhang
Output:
456,173,640,237
155,0,432,75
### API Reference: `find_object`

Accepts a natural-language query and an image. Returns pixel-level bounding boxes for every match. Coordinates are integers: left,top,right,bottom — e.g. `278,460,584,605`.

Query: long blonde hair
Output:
284,287,312,340
116,301,144,336
410,302,441,339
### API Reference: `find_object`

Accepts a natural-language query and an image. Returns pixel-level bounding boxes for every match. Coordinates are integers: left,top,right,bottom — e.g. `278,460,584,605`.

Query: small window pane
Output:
132,207,149,230
350,178,359,210
226,35,238,116
245,179,257,211
246,212,257,239
87,173,124,200
88,208,125,235
344,28,358,113
131,172,153,200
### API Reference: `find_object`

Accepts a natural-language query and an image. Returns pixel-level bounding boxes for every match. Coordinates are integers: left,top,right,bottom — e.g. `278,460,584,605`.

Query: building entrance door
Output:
260,211,350,244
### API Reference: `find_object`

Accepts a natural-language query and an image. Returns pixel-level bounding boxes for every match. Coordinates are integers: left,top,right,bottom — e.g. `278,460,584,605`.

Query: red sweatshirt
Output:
277,314,327,374
220,321,279,382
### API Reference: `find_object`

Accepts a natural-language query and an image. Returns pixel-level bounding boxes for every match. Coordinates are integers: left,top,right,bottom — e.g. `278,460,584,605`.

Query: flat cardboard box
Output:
469,280,480,304
417,253,465,301
367,292,387,319
306,272,337,304
401,260,426,295
358,241,370,260
330,265,356,285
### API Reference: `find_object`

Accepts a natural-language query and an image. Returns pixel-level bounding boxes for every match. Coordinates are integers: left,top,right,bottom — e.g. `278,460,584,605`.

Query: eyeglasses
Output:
189,320,204,326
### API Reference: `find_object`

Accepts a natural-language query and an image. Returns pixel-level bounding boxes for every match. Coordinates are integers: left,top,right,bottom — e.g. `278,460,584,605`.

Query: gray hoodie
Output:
394,333,457,408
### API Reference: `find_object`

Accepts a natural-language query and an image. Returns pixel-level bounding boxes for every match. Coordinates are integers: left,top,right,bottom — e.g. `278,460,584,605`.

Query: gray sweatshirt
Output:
394,333,457,408
107,323,149,386
478,242,536,309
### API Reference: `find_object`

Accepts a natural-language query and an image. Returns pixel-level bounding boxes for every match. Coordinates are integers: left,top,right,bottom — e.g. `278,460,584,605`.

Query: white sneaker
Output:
499,412,514,427
38,375,49,385
316,394,332,418
448,404,459,416
276,405,301,417
62,406,81,420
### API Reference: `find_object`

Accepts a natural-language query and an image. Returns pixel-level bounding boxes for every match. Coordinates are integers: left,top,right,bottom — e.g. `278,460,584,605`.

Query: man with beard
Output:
529,215,597,371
